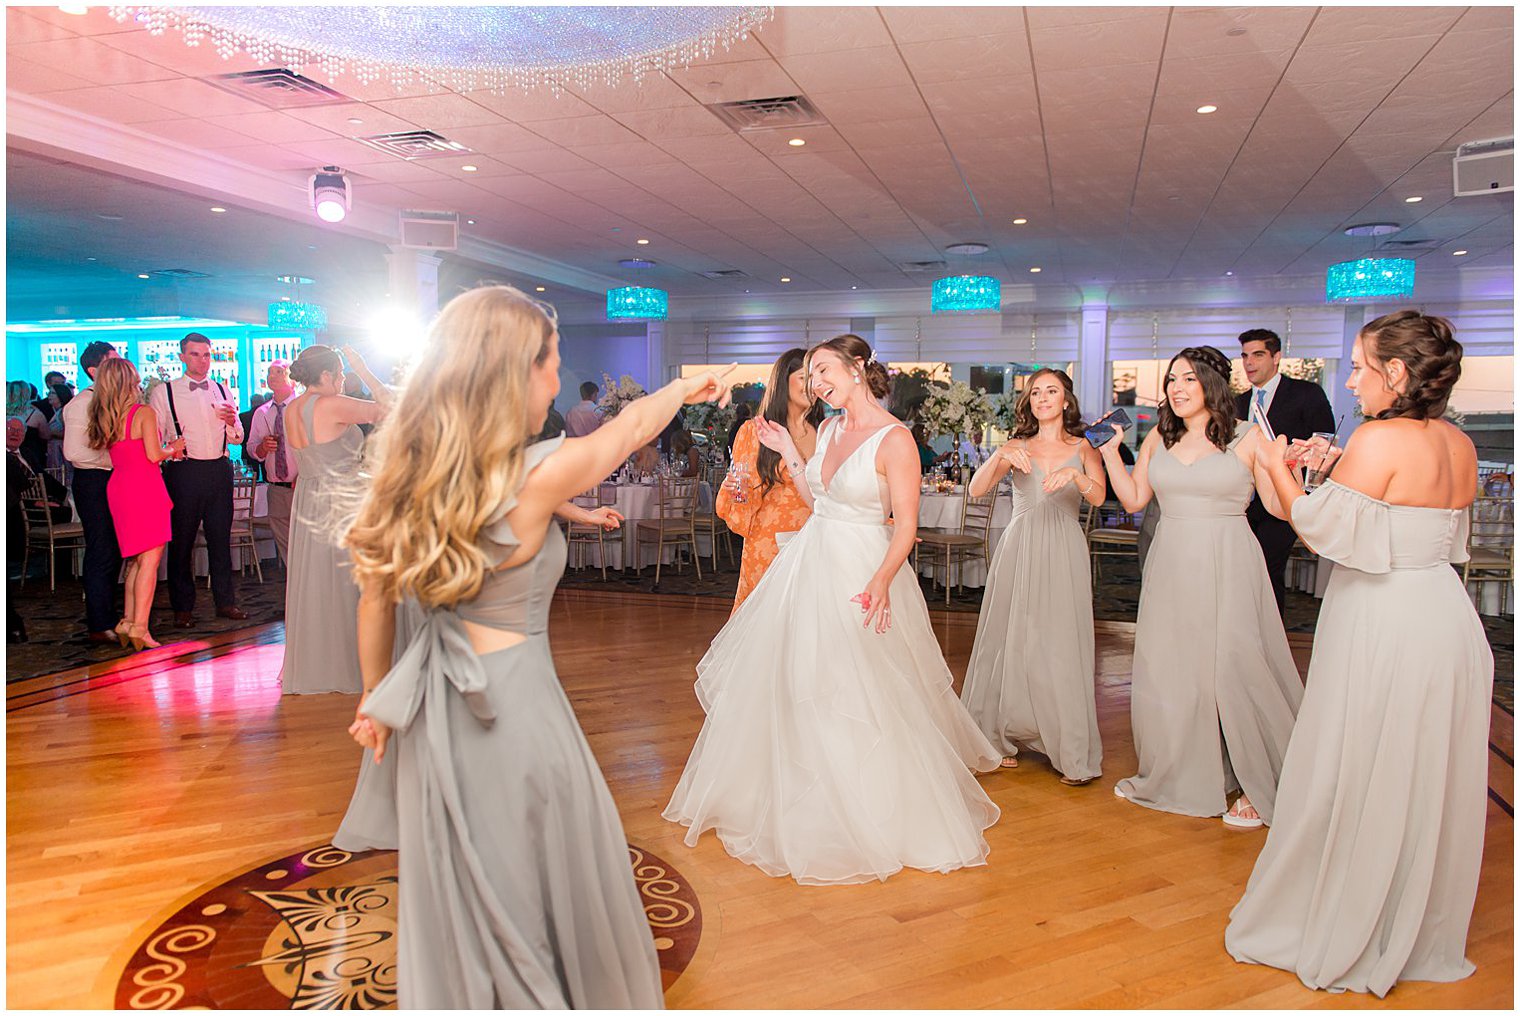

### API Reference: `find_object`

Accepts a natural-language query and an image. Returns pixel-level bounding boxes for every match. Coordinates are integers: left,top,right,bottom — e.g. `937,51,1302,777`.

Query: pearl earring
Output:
852,372,861,384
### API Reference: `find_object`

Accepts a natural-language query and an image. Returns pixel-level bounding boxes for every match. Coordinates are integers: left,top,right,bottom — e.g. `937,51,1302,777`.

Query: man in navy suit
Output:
1236,328,1335,616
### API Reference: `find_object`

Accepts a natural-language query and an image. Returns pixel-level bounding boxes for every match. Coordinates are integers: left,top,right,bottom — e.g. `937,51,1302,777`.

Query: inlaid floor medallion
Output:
114,842,701,1009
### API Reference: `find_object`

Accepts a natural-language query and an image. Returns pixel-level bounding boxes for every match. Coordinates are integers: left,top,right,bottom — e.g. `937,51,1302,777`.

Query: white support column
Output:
1331,306,1365,435
1078,303,1111,417
385,247,442,323
646,320,667,389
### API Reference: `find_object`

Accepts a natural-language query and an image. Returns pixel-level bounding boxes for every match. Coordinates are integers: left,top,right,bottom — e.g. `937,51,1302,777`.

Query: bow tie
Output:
188,380,210,392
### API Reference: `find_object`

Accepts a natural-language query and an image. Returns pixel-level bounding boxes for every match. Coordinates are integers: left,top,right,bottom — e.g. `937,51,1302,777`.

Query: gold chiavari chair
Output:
634,476,701,584
19,473,84,591
1083,500,1140,584
565,485,617,580
914,489,999,605
1462,495,1514,615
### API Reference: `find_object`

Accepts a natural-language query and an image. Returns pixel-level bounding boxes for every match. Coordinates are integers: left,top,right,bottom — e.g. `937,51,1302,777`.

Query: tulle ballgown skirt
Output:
663,513,1002,886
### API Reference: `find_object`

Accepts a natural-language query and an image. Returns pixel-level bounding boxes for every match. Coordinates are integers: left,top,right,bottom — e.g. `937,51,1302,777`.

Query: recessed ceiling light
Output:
1012,218,1028,225
1225,270,1234,276
851,286,857,290
1196,104,1218,114
780,277,792,283
1029,267,1042,273
57,4,88,14
945,242,989,256
346,117,364,125
137,273,150,279
461,164,478,172
96,213,123,221
466,218,476,224
788,138,806,147
210,206,226,213
636,238,650,245
85,256,97,261
1344,222,1401,236
535,286,546,292
1404,196,1423,203
1453,249,1469,256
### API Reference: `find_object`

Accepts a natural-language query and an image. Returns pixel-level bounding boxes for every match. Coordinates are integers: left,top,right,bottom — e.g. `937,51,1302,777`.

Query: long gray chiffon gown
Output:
1116,422,1303,823
335,436,663,1009
281,395,364,694
961,450,1102,781
1225,481,1492,996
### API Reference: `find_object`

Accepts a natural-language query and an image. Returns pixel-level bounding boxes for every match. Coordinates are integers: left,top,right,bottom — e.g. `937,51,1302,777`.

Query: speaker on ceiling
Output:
398,211,459,250
1452,137,1513,197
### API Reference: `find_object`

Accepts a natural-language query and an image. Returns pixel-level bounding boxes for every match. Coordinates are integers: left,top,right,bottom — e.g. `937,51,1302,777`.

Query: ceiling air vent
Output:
207,68,352,109
357,130,473,160
707,95,827,133
698,269,748,280
1379,238,1443,252
900,260,948,273
150,268,211,279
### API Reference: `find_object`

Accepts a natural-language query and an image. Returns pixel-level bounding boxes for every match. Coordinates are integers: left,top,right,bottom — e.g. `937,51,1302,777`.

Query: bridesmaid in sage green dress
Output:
340,285,735,1008
1227,311,1491,996
280,344,389,695
1098,346,1302,828
961,368,1106,784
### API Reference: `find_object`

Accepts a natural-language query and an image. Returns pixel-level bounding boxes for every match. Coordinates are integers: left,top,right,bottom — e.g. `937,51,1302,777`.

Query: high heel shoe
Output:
127,624,161,651
114,618,132,647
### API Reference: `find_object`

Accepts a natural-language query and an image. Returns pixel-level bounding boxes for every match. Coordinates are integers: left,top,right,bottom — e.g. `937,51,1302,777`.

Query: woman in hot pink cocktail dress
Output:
87,358,183,649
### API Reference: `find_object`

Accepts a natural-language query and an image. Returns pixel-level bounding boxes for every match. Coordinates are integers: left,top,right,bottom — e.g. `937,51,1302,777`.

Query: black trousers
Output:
163,458,236,612
1247,507,1295,617
72,467,123,632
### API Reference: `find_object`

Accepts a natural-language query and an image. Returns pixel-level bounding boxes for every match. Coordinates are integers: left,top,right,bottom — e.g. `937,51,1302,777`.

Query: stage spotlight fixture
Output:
309,166,351,223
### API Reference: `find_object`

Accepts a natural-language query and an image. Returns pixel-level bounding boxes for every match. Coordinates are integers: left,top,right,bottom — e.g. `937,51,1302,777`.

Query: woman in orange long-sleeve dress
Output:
717,348,825,612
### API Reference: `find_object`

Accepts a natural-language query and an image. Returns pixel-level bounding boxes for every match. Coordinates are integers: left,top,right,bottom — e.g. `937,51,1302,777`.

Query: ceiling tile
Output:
115,77,272,118
281,138,399,167
40,86,181,123
1301,6,1463,45
446,122,564,154
283,104,419,137
572,140,681,169
463,85,600,123
528,115,643,147
665,59,799,105
1029,15,1168,70
1163,8,1317,54
368,93,503,130
204,111,340,145
809,86,932,125
493,147,598,175
897,33,1033,85
757,6,894,55
347,160,448,185
6,8,78,45
611,105,730,140
6,57,96,94
10,35,176,86
134,118,254,150
566,72,698,114
777,47,914,93
218,145,326,172
879,7,1029,44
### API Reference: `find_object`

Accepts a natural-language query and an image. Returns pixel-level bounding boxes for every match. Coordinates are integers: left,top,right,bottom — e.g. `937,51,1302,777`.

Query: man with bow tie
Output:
149,332,249,627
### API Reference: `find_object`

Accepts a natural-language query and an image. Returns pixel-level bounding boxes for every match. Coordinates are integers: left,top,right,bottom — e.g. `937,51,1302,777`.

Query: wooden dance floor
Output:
7,590,1513,1009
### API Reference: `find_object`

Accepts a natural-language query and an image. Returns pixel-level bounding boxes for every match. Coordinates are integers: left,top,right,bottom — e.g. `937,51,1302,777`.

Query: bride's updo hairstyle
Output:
804,333,890,400
1359,309,1463,421
345,285,557,609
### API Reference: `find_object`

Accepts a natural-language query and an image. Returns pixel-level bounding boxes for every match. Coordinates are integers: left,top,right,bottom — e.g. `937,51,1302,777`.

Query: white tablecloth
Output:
914,489,1013,589
566,479,715,571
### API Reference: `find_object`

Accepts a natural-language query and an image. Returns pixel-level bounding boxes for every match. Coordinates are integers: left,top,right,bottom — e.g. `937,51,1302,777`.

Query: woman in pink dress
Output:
87,358,183,650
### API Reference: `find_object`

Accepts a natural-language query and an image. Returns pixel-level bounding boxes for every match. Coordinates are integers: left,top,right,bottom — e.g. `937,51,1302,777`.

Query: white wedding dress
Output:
663,417,1002,886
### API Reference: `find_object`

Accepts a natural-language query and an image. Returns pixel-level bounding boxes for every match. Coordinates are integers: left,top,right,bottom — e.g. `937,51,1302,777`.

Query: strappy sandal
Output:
1222,796,1264,829
113,618,132,647
1060,775,1096,786
999,756,1019,769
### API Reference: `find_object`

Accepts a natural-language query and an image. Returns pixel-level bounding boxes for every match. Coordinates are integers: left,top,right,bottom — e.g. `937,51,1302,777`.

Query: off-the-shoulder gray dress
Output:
1226,481,1492,996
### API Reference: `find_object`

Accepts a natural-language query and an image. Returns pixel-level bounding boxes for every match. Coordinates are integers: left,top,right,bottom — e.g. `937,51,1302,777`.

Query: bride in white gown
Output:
663,334,1001,886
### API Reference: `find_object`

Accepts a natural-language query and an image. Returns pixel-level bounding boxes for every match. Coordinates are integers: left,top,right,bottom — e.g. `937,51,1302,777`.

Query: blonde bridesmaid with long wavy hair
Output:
338,285,733,1008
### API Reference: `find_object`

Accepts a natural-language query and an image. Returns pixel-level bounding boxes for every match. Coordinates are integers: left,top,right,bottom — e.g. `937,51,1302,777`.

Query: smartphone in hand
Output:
1084,408,1132,448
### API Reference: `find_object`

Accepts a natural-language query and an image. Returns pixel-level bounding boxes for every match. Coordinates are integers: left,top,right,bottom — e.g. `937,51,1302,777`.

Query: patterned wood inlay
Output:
112,841,700,1009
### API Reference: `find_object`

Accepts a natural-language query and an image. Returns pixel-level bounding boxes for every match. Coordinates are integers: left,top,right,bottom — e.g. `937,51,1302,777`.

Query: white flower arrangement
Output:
682,402,736,448
991,391,1020,433
918,380,994,441
597,372,647,418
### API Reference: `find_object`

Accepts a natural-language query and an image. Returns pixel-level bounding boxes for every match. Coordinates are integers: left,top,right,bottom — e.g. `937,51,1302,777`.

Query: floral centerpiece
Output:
682,402,737,452
917,380,994,442
597,372,646,418
991,391,1020,433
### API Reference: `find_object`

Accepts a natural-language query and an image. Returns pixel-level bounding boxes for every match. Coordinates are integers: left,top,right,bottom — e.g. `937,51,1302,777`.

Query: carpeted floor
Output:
9,546,1512,711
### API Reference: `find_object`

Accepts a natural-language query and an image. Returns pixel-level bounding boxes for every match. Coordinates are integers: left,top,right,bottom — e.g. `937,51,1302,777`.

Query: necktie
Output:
1254,387,1267,423
188,379,210,392
271,402,286,482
